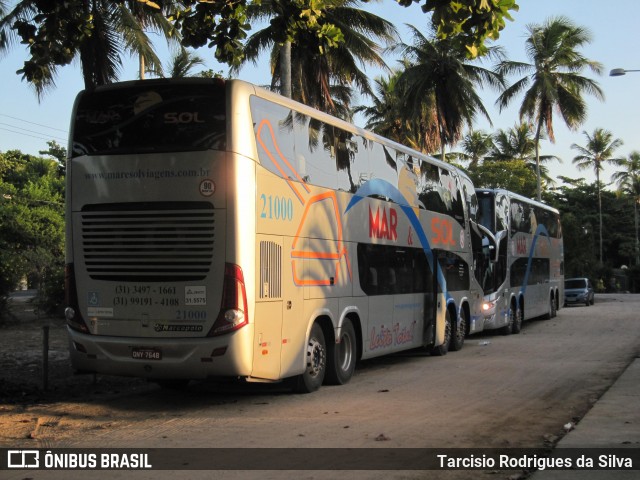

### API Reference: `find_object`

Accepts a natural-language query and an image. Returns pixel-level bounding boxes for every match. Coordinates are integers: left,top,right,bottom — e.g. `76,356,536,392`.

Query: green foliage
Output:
496,16,603,200
546,181,639,291
172,0,251,67
0,148,65,315
1,0,179,94
467,159,536,197
398,0,519,58
571,128,624,263
240,1,395,115
394,26,505,160
356,67,439,153
2,0,92,94
1,1,520,94
173,0,345,68
39,140,67,166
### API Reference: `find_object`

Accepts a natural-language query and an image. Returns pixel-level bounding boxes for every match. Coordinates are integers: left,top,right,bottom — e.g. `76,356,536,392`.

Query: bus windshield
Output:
71,82,226,157
477,191,495,232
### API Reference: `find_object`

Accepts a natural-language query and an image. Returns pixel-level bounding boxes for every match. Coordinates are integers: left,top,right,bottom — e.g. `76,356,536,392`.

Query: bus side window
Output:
384,266,397,294
368,142,398,195
335,130,369,193
252,98,296,179
368,267,379,295
495,194,509,232
297,119,337,189
418,163,445,214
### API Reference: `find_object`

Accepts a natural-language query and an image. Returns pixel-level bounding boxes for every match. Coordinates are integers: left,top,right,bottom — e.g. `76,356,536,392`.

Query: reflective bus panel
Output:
475,189,564,334
65,79,486,392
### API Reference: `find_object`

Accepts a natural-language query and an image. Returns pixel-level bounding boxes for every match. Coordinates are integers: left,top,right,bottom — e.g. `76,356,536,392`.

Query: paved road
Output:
3,293,640,480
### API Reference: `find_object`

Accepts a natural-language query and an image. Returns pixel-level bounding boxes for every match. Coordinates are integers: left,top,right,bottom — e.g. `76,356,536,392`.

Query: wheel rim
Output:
306,338,326,379
338,332,353,372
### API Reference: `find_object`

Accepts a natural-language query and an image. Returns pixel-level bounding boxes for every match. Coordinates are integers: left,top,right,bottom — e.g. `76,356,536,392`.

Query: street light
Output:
610,68,640,76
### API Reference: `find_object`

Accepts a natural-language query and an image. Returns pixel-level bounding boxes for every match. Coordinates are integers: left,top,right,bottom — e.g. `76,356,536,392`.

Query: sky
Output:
1,0,640,188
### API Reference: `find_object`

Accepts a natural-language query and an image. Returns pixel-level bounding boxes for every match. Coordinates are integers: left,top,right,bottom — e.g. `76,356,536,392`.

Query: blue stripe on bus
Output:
518,223,552,297
344,179,451,301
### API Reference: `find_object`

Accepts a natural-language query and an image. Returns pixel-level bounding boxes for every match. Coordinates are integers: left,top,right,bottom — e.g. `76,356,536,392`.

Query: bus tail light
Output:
209,263,248,337
65,263,90,333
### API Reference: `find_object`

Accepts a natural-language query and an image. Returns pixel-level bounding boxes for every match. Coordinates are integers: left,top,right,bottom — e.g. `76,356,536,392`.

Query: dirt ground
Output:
2,292,640,477
0,298,154,447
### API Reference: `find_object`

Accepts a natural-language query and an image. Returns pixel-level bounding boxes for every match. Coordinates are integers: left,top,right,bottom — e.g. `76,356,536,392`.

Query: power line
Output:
0,113,69,134
0,126,66,143
0,123,67,142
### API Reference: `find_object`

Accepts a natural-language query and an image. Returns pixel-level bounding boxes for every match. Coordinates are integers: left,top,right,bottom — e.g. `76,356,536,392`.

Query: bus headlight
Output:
482,300,497,313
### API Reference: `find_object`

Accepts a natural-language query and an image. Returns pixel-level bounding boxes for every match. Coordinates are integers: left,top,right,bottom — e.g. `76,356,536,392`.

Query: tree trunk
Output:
534,119,543,202
635,197,639,266
139,54,145,80
280,41,292,98
597,167,603,264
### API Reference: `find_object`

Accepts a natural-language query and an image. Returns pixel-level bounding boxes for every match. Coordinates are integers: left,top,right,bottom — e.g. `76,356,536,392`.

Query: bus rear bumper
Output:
67,326,254,380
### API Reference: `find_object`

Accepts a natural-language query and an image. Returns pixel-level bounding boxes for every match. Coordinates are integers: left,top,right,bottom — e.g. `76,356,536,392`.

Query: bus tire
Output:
544,295,555,319
430,309,451,356
294,323,327,393
501,304,514,335
512,304,523,334
450,308,466,352
326,318,357,385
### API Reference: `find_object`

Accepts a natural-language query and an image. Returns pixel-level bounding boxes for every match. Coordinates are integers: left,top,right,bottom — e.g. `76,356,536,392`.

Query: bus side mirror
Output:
493,230,507,263
477,223,499,263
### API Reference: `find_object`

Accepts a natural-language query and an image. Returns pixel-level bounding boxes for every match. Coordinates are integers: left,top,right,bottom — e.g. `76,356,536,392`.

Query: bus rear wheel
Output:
294,323,327,393
326,318,357,385
544,295,556,319
430,309,451,356
502,303,522,335
450,308,466,352
511,304,523,334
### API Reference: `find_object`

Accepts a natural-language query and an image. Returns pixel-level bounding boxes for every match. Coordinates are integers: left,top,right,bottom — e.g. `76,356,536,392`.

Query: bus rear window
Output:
71,83,226,157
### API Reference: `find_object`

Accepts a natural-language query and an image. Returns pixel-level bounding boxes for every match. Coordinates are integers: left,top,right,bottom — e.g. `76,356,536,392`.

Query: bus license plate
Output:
131,347,162,360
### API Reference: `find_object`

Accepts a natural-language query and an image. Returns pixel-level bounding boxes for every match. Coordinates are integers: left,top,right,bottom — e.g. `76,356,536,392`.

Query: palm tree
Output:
148,48,206,78
457,130,494,168
237,0,397,116
490,123,537,162
394,26,505,161
0,1,179,94
354,68,438,153
496,16,604,201
611,151,640,265
0,0,10,48
123,0,181,80
488,123,559,184
571,128,624,264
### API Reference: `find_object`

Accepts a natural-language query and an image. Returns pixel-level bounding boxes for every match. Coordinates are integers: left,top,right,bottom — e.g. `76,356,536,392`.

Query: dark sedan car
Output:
564,278,595,306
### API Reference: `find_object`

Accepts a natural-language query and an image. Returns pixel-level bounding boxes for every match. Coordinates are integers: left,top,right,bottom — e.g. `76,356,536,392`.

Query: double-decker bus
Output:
475,189,564,334
64,78,486,392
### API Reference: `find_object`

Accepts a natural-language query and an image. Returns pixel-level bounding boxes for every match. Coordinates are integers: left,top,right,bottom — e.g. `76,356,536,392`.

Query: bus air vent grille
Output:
259,241,282,298
80,202,215,282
